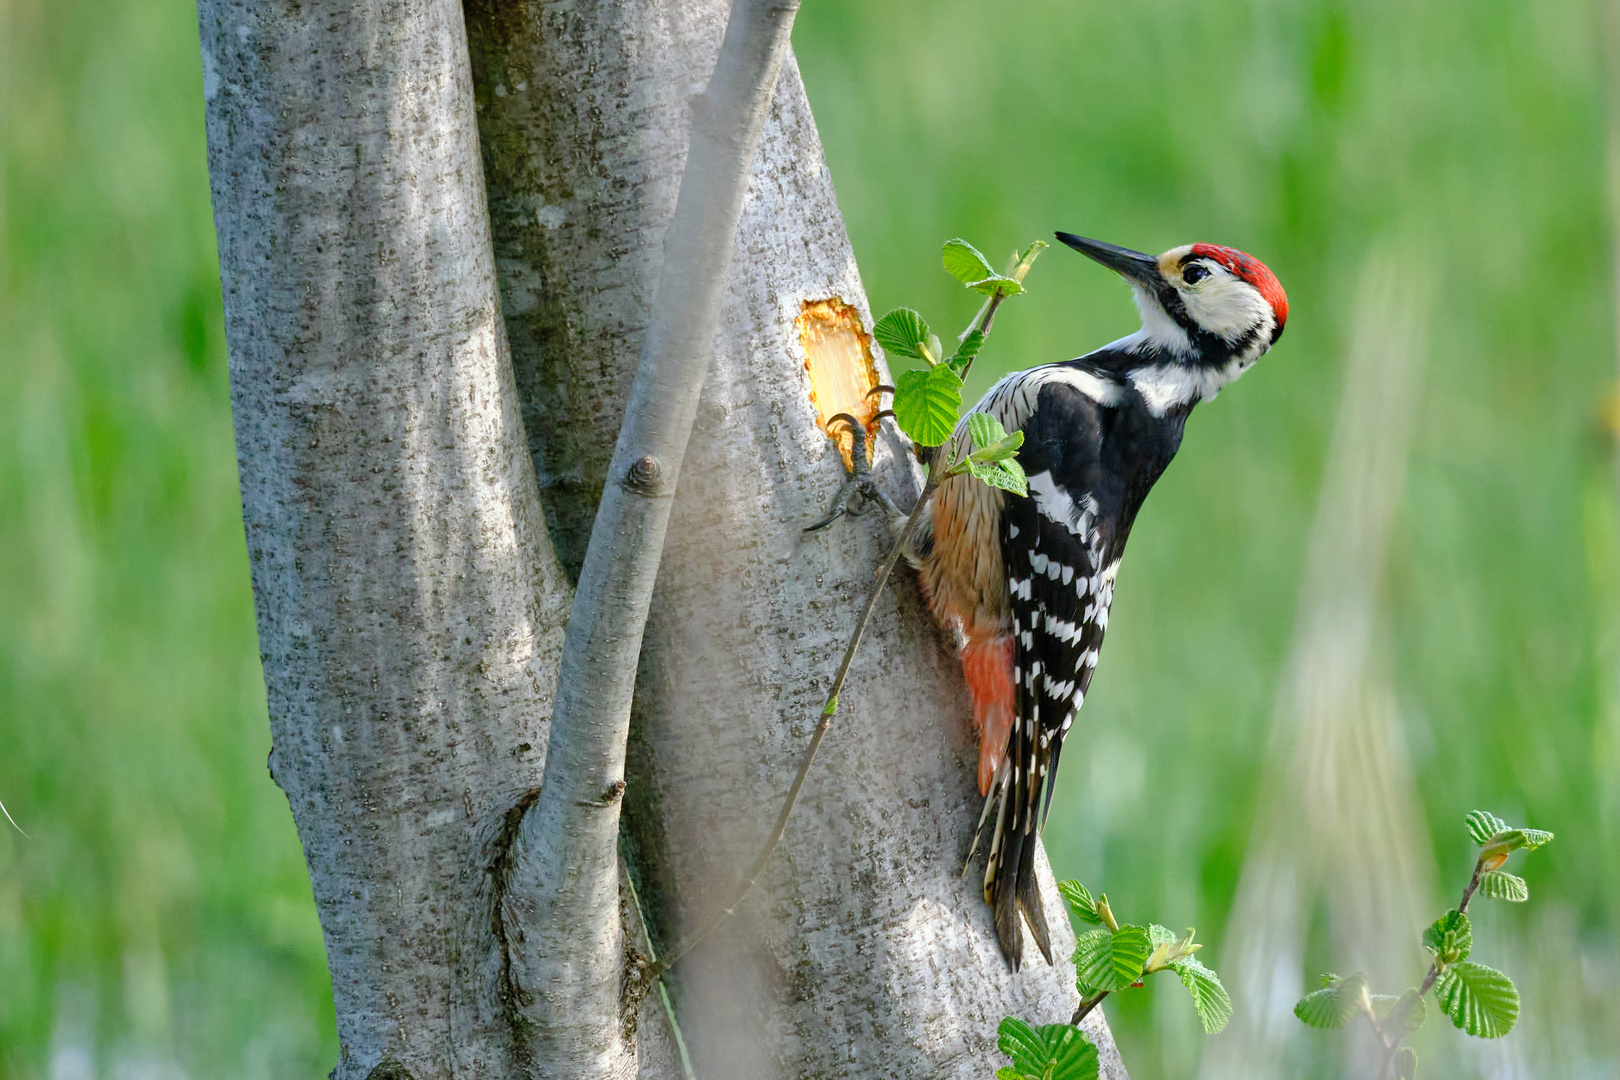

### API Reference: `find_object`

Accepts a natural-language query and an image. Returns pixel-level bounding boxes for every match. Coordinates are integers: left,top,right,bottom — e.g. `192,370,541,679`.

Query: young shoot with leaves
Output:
1293,811,1554,1080
991,879,1233,1080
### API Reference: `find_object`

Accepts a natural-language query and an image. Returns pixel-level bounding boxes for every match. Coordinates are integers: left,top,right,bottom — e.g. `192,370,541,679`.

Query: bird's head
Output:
1056,231,1288,413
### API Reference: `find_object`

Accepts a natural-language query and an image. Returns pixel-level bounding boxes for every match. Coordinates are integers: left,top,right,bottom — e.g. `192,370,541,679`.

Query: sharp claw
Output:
807,416,899,532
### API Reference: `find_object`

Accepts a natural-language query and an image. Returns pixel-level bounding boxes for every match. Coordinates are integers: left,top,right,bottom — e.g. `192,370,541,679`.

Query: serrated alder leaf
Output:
1170,957,1232,1034
1375,988,1429,1034
891,365,963,447
943,239,995,286
996,1017,1100,1080
1074,925,1151,995
969,456,1028,496
873,308,933,362
947,328,985,376
970,275,1023,297
1393,1046,1419,1080
1496,828,1554,853
994,1069,1029,1080
1422,910,1472,963
964,411,997,450
1294,972,1367,1030
1433,962,1519,1038
1477,870,1528,902
1466,810,1508,845
1058,881,1103,927
965,413,1024,464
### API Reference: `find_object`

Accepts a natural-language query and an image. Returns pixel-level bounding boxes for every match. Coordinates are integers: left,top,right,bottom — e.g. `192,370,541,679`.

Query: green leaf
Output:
1494,827,1554,853
873,308,933,362
943,239,995,286
941,238,1023,296
1294,972,1367,1030
1465,810,1508,845
1393,1046,1419,1080
965,412,1007,455
994,1069,1028,1080
1147,924,1178,947
1422,910,1472,964
948,328,985,376
965,412,1025,465
1375,988,1428,1034
1170,957,1232,1034
968,455,1028,496
1074,925,1151,995
975,275,1024,297
1433,962,1519,1038
996,1017,1100,1080
1058,881,1103,927
1477,869,1528,902
891,364,963,447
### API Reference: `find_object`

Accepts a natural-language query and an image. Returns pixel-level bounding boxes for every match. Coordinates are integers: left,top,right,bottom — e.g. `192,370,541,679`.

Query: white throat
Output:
1127,356,1256,417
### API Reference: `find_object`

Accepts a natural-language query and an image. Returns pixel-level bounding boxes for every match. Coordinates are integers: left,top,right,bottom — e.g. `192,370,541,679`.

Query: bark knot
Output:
622,455,669,497
579,779,627,807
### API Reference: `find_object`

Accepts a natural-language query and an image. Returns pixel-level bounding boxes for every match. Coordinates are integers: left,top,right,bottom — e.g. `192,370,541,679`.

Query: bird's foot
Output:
803,414,903,533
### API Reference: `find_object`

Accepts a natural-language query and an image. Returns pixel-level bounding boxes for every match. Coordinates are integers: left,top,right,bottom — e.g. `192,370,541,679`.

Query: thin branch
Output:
1072,991,1108,1027
505,0,804,1068
1373,853,1489,1079
656,289,1012,974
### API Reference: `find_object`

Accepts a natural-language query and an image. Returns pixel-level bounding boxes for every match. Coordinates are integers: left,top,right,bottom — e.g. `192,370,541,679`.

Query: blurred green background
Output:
1,0,1615,1076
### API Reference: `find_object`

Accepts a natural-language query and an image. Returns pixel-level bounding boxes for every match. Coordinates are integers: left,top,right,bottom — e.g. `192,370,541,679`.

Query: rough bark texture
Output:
197,2,574,1075
496,2,804,1076
465,5,1127,1077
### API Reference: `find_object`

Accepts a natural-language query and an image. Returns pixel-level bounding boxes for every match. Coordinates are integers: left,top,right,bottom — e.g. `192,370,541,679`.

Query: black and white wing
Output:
982,382,1117,968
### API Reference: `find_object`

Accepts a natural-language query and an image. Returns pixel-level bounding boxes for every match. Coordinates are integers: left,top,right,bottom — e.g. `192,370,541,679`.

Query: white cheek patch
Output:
1183,275,1275,343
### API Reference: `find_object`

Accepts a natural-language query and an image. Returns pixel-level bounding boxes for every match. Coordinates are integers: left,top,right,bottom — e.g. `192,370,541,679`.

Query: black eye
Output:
1183,263,1209,285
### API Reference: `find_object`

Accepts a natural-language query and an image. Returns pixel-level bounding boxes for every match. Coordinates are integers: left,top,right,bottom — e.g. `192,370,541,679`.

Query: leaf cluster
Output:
876,239,1045,481
1291,812,1553,1078
994,1018,1098,1080
1061,880,1232,1035
992,880,1231,1080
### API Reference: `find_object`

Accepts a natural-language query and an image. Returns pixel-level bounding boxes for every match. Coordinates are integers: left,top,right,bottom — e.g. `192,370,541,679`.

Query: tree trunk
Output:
197,1,573,1074
202,0,1128,1075
466,4,1126,1078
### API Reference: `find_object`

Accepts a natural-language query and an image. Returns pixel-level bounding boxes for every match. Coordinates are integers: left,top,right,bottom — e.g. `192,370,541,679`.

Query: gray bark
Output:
465,4,1127,1078
197,1,572,1075
202,0,1129,1074
495,2,803,1075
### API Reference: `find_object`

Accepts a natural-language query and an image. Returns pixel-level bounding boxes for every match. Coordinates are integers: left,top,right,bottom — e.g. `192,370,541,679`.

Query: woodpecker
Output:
909,232,1288,969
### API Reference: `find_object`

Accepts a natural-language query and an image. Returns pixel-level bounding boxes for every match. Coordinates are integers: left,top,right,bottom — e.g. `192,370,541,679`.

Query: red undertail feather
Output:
961,633,1015,798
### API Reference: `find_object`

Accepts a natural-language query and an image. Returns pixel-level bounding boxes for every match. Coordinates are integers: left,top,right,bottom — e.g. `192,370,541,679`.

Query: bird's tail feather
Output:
976,756,1054,970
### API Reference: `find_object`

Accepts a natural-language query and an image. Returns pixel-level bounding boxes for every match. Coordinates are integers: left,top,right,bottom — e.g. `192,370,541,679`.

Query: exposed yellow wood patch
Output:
799,298,880,470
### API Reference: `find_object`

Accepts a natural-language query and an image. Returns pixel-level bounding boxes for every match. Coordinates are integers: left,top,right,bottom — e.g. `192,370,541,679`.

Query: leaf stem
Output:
1372,851,1489,1080
1072,990,1109,1027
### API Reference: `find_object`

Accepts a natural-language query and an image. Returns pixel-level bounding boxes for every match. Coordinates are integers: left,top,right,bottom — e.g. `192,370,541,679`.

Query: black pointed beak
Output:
1055,232,1163,287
